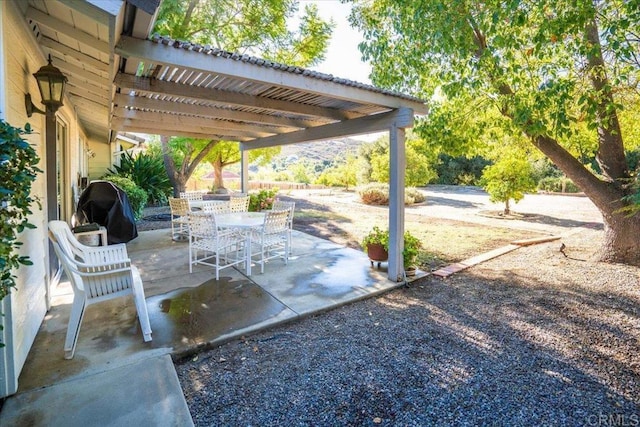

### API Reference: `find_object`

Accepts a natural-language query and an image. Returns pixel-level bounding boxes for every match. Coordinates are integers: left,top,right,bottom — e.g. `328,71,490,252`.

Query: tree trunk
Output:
599,212,640,265
161,136,219,197
211,158,225,190
161,136,187,197
504,199,510,216
469,14,639,266
533,134,640,265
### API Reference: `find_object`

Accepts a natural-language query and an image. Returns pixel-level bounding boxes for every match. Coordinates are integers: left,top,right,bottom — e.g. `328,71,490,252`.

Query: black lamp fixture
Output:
25,54,68,117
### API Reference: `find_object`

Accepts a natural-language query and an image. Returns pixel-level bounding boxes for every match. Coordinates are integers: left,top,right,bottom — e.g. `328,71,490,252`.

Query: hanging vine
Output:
0,120,42,300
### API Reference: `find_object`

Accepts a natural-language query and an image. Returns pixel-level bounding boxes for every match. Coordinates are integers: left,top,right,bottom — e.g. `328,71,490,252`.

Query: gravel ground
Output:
141,192,639,425
173,227,639,426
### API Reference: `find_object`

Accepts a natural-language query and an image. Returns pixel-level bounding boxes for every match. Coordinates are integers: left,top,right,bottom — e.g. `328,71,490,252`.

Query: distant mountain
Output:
277,137,367,163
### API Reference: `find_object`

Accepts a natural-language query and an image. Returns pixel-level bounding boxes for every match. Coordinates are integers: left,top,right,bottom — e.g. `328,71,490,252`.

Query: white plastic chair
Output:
179,191,204,201
251,209,289,274
188,213,246,279
48,220,152,359
169,197,190,240
229,193,250,212
272,199,295,254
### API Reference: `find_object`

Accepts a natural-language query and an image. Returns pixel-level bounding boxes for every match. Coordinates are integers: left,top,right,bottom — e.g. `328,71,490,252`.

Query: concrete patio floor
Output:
1,228,418,425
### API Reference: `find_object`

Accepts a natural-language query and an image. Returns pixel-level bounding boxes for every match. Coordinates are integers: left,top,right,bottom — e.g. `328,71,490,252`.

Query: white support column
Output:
388,123,406,282
239,142,249,193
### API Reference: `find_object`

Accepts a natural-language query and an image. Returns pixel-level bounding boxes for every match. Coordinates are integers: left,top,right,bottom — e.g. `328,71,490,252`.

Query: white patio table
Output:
215,212,266,276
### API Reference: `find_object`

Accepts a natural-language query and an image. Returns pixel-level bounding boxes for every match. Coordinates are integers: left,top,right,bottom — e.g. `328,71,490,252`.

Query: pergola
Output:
26,0,429,281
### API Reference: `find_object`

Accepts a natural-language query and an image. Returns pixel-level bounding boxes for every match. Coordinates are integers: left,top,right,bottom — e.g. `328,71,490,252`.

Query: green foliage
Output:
361,226,422,268
107,150,172,205
102,175,148,220
364,135,437,187
289,161,313,184
154,0,333,68
357,183,426,206
538,177,580,194
315,154,358,189
402,231,422,268
530,158,563,183
435,154,491,185
481,157,536,214
361,226,389,251
351,1,640,209
0,120,41,301
249,188,278,212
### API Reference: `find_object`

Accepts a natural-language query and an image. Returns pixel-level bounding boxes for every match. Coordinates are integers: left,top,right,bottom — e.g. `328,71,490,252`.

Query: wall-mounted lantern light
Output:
25,54,68,117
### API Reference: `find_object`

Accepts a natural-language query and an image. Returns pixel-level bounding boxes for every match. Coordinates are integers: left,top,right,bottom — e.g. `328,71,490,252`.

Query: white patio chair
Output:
188,213,246,279
272,199,295,254
179,191,204,201
169,197,190,240
251,209,289,274
48,220,152,359
229,194,250,212
201,200,231,215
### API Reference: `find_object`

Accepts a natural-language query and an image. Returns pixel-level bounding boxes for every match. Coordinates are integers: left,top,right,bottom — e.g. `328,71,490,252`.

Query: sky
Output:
296,0,372,84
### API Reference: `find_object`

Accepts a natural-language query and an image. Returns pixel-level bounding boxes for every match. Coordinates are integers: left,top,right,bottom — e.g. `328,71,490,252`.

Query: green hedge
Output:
102,175,148,219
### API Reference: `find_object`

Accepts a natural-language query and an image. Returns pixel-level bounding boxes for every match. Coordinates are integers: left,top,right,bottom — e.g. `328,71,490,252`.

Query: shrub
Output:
358,183,389,205
538,177,580,193
249,188,278,211
107,151,172,205
357,184,426,206
405,187,426,204
102,175,148,219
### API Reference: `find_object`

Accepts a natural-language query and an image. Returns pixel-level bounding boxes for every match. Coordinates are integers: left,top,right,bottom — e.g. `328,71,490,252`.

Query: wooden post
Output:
239,142,249,193
388,122,406,282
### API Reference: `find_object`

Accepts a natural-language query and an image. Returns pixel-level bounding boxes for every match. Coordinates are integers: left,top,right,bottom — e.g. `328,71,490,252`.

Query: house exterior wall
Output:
88,137,113,181
0,0,91,397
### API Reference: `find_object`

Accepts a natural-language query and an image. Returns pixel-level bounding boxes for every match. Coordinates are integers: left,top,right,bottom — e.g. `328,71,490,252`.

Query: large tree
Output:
153,0,334,194
351,0,640,265
204,141,280,191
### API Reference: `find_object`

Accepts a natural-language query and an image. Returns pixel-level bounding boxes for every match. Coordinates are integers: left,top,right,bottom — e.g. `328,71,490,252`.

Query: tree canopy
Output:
152,0,334,194
351,0,640,265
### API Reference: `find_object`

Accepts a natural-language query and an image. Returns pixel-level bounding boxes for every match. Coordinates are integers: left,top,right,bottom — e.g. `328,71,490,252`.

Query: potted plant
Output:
402,231,422,276
362,227,422,273
362,226,389,267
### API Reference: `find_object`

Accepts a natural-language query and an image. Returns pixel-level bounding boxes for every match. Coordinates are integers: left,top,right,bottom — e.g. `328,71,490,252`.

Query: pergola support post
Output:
240,143,249,193
388,123,406,282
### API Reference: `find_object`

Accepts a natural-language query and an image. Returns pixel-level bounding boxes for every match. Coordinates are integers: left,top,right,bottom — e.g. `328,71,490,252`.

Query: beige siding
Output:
88,137,113,180
0,0,95,396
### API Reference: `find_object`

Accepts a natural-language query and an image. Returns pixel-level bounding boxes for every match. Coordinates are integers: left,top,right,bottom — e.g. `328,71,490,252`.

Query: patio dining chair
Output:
271,199,295,254
188,213,246,279
169,197,190,240
229,193,250,212
179,191,204,201
48,220,152,359
250,209,289,274
201,200,231,215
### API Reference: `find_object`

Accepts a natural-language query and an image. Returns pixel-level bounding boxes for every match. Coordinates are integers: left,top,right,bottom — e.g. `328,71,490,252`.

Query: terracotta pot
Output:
366,243,388,262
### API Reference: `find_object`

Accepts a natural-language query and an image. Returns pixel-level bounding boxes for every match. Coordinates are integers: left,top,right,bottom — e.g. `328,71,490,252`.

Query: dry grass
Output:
287,194,542,270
